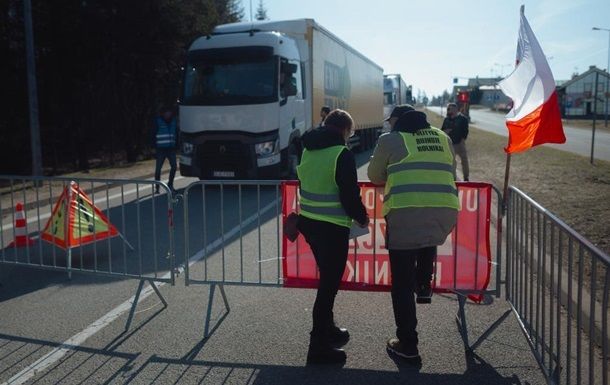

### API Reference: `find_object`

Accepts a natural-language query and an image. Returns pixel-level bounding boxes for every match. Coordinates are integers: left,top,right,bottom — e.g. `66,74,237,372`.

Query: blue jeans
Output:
155,148,177,190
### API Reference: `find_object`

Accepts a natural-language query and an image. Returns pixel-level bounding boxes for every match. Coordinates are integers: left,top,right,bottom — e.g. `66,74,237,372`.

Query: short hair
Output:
321,106,331,114
447,102,458,109
324,109,354,133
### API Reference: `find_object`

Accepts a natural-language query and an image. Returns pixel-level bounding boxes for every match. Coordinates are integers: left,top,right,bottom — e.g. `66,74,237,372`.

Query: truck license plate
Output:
213,171,235,178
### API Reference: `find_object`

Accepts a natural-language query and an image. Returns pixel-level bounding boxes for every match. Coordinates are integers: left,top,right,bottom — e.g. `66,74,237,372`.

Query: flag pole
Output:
501,153,511,215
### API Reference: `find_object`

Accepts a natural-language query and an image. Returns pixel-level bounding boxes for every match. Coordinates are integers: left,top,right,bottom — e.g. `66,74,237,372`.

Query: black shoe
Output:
416,283,432,304
386,338,420,360
306,343,347,365
464,177,469,182
328,326,350,347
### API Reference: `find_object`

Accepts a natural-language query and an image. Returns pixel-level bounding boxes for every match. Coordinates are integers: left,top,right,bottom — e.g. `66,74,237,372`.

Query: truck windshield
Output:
183,47,278,105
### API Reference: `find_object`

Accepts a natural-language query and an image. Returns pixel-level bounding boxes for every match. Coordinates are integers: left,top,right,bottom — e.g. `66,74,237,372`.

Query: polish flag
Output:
498,6,566,154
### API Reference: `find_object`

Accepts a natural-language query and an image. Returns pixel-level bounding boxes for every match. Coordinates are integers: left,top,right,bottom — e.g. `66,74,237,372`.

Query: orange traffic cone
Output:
8,202,35,247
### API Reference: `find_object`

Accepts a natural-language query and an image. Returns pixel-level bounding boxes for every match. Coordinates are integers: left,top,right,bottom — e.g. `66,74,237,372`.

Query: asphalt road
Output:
426,106,610,162
0,160,547,385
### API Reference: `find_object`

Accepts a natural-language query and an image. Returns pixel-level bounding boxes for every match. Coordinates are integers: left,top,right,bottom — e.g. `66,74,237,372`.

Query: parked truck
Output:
178,19,383,179
383,74,412,118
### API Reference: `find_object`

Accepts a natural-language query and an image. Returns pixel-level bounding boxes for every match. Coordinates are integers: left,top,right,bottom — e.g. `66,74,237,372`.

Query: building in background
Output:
556,65,610,118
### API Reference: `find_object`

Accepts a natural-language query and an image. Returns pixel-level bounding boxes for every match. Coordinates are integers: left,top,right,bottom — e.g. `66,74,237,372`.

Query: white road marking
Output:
2,198,278,385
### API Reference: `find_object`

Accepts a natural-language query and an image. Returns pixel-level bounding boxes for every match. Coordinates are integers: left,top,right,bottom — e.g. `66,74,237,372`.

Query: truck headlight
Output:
182,142,194,155
255,139,278,157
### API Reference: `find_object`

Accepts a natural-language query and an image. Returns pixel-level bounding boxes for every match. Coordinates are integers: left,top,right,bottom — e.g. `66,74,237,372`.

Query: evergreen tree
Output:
255,0,268,21
1,0,244,174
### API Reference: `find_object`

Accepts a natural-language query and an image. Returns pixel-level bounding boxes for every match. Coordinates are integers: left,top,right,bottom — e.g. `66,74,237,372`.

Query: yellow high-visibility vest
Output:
383,127,459,216
297,145,351,228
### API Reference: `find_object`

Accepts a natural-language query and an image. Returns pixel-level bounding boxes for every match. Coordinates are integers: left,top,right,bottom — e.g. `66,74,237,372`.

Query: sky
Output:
242,0,610,97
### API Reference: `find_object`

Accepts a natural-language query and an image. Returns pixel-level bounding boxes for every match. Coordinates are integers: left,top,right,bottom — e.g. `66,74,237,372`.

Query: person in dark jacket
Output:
152,106,177,193
297,109,369,365
318,105,331,127
368,108,458,363
441,103,469,181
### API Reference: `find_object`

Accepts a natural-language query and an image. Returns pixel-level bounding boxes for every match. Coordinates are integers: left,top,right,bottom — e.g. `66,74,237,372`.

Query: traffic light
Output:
458,91,469,103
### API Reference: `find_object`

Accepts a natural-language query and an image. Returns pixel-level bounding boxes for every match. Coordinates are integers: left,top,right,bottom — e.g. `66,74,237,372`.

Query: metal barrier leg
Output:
124,279,168,331
456,295,471,353
119,233,135,251
203,284,231,339
456,292,513,354
67,248,72,280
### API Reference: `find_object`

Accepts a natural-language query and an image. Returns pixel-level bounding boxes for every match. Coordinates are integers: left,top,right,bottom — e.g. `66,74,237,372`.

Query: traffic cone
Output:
8,202,35,247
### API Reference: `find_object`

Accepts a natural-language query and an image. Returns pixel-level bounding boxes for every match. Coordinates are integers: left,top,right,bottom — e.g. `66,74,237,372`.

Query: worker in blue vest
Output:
368,107,458,363
152,106,177,194
297,109,369,365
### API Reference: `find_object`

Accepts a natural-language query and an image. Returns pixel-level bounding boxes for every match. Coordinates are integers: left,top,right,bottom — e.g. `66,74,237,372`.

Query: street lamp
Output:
494,63,511,78
592,27,610,127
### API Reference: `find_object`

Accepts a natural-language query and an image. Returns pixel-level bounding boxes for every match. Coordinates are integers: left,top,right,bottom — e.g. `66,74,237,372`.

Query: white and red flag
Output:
498,5,566,154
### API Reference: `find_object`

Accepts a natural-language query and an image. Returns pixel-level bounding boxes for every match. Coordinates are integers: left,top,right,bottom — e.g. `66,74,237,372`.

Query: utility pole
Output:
593,27,610,127
590,71,599,164
24,0,42,177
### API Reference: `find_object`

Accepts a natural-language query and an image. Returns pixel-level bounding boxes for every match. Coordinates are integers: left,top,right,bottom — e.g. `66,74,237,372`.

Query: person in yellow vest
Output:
297,109,369,365
368,107,458,363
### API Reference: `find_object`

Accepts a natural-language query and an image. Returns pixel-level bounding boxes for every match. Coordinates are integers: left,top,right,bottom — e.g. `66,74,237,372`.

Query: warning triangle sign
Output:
42,181,119,249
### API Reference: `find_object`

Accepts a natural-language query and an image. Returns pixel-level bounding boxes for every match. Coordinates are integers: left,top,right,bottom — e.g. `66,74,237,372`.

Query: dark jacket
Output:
299,127,368,225
441,114,469,144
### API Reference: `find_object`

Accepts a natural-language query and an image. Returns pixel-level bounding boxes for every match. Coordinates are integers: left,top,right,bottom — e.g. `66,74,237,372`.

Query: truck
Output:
383,74,411,118
178,19,384,179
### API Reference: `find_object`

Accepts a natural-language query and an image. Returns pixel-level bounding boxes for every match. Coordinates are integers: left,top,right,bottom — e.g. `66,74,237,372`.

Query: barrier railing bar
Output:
528,203,534,340
136,184,142,276
589,257,597,385
602,269,609,385
151,185,157,279
203,184,208,282
257,184,261,284
239,184,244,284
566,236,573,385
535,210,541,351
275,184,281,286
555,228,563,383
121,184,127,276
21,179,30,263
221,184,226,282
548,222,555,374
493,185,502,297
576,245,583,384
539,213,548,362
106,182,112,273
474,188,481,292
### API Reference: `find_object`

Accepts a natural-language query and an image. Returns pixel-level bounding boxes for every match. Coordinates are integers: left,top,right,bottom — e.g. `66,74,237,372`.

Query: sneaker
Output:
464,177,469,182
328,326,350,347
416,283,432,304
386,338,420,360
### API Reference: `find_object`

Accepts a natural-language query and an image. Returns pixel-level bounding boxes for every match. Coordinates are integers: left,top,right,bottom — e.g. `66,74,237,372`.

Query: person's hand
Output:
358,216,370,228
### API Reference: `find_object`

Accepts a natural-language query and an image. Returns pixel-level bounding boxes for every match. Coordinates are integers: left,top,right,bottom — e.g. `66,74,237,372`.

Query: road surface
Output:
426,106,610,162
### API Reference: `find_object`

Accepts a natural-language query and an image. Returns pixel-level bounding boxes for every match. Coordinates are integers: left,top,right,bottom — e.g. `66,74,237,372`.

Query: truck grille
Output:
198,141,254,178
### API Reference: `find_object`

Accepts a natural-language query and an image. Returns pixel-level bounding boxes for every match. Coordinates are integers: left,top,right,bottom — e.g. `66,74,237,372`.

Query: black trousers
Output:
297,215,349,339
388,246,436,346
154,148,177,189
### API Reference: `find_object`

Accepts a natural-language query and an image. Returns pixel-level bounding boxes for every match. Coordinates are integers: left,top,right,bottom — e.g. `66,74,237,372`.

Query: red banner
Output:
281,181,492,303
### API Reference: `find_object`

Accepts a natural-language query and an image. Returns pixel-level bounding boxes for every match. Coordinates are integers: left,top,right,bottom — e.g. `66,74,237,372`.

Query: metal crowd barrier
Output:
181,180,283,337
0,175,177,330
506,186,609,385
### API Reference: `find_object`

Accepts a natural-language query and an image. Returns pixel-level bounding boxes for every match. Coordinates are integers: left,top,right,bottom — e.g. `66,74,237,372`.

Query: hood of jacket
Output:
301,126,345,151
